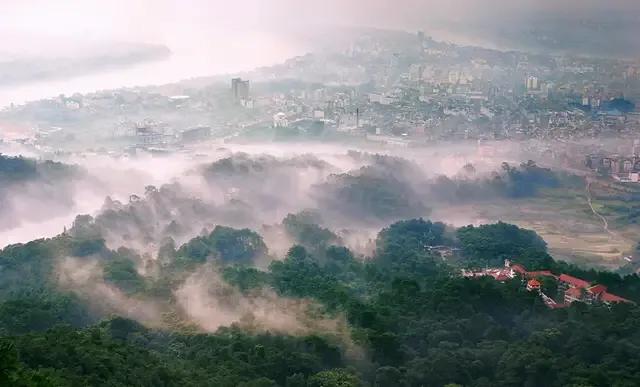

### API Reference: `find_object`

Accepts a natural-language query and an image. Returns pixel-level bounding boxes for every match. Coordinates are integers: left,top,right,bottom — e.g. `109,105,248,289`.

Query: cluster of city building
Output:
2,29,640,153
462,259,634,308
245,30,640,143
585,140,640,182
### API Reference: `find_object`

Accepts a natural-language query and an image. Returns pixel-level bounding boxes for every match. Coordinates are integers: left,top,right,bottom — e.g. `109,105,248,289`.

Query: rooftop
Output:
588,284,608,295
559,274,591,289
565,287,583,299
527,270,556,279
527,279,541,287
601,292,634,304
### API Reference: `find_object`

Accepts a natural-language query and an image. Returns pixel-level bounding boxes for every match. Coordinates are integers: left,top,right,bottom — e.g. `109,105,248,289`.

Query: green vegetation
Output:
0,154,38,183
603,97,635,113
2,218,640,386
283,211,341,254
319,161,427,221
0,154,77,187
457,222,551,268
431,160,582,202
374,218,451,276
0,291,92,335
103,255,146,295
586,180,640,227
1,322,348,387
177,225,267,263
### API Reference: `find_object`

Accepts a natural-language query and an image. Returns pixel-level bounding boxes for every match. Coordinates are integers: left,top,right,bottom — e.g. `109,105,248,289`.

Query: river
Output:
0,32,306,108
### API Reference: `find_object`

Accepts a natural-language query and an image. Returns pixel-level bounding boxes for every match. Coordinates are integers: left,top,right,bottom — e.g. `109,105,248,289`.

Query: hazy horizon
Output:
2,0,640,107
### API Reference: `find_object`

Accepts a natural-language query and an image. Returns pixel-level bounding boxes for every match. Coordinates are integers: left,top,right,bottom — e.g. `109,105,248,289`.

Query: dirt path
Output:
586,179,613,236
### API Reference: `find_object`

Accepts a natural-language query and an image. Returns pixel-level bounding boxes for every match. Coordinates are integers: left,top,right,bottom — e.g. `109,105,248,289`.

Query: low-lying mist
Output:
1,140,555,249
56,255,350,337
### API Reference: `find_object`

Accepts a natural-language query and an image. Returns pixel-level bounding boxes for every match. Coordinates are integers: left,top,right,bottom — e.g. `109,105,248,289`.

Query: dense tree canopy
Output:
283,211,341,254
2,218,640,386
317,160,427,221
0,154,79,193
457,222,550,267
177,225,268,263
430,160,573,202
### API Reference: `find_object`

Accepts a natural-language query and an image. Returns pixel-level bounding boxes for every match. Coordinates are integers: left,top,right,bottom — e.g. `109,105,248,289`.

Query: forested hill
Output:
0,154,81,233
0,154,77,186
2,217,640,386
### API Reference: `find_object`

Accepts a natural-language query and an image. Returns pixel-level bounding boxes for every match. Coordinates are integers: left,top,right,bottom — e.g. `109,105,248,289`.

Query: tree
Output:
604,98,635,113
177,226,267,263
103,257,145,294
318,164,427,221
0,341,19,386
308,369,362,387
238,378,278,387
457,222,547,266
283,211,340,253
0,291,91,334
374,366,405,387
373,218,448,277
286,373,307,387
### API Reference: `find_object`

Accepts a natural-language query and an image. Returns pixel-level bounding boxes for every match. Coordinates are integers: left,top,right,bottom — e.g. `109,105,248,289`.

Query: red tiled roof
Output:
601,292,634,304
559,274,590,289
494,273,510,282
527,270,556,279
565,287,583,299
527,279,541,287
498,263,636,306
588,284,608,295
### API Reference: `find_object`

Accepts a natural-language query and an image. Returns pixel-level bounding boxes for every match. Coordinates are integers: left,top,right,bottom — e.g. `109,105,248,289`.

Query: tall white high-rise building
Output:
231,78,250,102
526,76,539,91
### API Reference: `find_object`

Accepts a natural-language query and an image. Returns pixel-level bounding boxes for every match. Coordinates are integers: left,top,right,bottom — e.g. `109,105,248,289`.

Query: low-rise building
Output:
526,278,542,292
464,260,634,307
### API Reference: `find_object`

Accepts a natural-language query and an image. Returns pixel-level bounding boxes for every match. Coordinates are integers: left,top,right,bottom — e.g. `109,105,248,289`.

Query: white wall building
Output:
273,112,289,128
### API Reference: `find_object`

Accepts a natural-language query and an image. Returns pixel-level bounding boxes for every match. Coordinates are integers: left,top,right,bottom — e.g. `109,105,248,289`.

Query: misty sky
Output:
0,0,639,105
2,0,639,55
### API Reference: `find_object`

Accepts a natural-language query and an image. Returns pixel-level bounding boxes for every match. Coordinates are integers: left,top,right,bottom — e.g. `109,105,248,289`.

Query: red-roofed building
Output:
527,270,556,279
504,260,556,280
588,284,607,296
559,274,591,289
562,283,634,305
511,264,527,276
564,287,584,304
526,279,542,292
601,292,634,305
463,261,636,308
493,272,511,282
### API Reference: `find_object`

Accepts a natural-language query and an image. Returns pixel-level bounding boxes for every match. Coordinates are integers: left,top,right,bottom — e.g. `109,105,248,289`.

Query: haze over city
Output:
2,1,640,386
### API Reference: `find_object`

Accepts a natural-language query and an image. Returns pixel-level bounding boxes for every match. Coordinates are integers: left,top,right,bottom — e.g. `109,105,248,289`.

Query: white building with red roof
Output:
464,259,635,307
